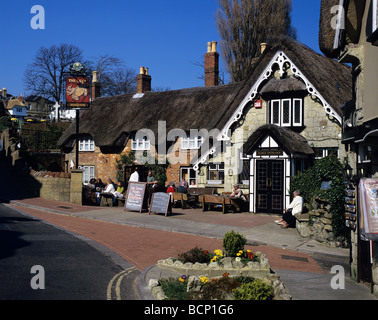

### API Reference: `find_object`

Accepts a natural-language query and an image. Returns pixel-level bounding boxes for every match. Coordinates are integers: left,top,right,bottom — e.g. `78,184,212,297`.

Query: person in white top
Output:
275,190,303,228
129,167,140,182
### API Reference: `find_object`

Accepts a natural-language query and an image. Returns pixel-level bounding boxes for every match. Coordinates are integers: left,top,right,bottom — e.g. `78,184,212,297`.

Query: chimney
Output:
136,67,152,93
2,88,7,98
204,41,219,87
91,71,101,100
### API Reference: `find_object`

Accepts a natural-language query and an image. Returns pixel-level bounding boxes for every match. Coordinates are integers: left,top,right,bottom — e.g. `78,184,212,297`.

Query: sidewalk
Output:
3,196,377,300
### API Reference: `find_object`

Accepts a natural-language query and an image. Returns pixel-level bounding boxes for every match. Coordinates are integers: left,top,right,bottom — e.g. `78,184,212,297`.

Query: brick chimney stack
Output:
136,67,151,93
91,71,101,101
204,41,219,87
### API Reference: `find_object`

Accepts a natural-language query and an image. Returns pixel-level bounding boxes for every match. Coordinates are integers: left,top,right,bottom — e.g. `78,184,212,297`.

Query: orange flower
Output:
223,272,229,277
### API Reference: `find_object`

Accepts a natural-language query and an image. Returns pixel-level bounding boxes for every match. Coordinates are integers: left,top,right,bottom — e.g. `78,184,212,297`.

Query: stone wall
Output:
31,170,71,203
296,199,349,248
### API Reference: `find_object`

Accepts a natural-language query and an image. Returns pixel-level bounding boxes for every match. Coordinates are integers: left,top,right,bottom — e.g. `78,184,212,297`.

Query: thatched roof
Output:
260,77,307,95
243,124,315,157
58,36,352,150
319,0,341,58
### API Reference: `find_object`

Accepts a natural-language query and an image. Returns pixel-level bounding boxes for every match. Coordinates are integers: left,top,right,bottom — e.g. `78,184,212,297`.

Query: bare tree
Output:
216,0,297,83
24,44,83,102
87,55,137,96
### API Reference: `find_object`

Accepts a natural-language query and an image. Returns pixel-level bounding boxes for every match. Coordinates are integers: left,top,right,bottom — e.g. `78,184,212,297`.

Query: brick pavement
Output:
10,202,323,274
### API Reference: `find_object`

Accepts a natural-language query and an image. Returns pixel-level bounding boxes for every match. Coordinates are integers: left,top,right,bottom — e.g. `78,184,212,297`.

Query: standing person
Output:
275,190,303,228
129,167,140,182
146,171,155,185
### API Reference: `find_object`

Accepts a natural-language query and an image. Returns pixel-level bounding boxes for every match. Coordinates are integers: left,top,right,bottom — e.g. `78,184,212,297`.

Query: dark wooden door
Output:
256,160,284,214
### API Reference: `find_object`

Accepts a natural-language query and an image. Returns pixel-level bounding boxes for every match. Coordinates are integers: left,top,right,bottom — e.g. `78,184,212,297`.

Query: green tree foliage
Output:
290,155,349,241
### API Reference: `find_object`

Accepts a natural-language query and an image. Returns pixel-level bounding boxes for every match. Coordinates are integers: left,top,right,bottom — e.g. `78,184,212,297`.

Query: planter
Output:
157,252,271,278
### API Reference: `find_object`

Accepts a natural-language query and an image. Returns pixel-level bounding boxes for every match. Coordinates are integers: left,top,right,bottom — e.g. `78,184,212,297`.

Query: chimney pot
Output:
260,43,267,55
211,41,217,53
92,71,99,83
207,42,212,53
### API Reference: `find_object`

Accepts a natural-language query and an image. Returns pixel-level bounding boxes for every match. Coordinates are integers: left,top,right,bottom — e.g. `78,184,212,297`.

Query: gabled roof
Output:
6,98,27,110
242,124,315,157
58,36,352,150
24,95,55,104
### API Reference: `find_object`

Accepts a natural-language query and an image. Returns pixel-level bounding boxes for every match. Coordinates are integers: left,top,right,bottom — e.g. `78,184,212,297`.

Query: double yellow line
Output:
107,267,137,300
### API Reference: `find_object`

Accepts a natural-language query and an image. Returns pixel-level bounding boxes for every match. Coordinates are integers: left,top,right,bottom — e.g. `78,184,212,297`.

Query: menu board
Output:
359,178,378,241
149,192,171,216
124,182,147,213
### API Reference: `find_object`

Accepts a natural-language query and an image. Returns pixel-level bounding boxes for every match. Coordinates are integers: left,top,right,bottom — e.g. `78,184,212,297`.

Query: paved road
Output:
0,204,139,300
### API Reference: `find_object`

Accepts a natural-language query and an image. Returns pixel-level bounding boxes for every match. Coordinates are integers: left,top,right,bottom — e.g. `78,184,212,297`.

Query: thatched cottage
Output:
58,36,352,214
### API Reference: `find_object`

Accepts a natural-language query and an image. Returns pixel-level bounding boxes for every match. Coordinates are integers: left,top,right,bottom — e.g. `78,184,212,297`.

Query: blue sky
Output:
1,0,321,96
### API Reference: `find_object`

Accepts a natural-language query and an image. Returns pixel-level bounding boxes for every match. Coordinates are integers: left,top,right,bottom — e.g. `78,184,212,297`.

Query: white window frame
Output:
314,148,339,160
79,165,95,184
79,137,95,152
281,99,291,127
374,0,378,32
132,136,150,151
271,99,281,125
207,162,225,183
293,98,303,127
181,136,203,150
269,98,303,127
180,167,198,185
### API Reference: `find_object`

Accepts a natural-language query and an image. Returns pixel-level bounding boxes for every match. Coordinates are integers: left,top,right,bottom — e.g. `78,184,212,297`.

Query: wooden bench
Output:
100,192,115,207
172,192,189,208
201,194,233,214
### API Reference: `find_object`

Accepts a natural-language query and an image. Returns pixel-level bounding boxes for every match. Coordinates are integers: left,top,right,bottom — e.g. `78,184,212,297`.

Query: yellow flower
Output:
200,276,208,283
214,249,223,257
236,252,242,256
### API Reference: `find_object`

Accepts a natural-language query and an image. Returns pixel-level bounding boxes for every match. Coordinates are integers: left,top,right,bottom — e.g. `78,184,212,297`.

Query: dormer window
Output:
269,98,303,127
132,135,150,151
181,136,203,150
79,137,95,151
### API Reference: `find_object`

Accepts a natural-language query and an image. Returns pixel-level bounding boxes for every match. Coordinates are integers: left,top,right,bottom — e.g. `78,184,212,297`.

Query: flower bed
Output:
149,231,291,300
157,250,271,278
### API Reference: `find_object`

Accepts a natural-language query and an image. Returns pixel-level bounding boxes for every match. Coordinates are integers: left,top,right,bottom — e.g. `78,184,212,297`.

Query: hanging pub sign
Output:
65,76,90,108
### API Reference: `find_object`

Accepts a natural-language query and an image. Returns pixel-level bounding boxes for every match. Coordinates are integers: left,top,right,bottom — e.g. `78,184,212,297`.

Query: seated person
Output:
230,184,246,212
113,181,125,204
166,182,175,194
177,181,188,194
103,178,116,194
276,190,303,228
189,181,197,188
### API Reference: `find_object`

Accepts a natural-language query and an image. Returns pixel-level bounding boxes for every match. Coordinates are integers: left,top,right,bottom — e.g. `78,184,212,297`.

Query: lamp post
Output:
64,62,90,170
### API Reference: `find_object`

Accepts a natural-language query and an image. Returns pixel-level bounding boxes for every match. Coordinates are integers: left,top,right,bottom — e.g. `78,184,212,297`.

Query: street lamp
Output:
343,163,353,181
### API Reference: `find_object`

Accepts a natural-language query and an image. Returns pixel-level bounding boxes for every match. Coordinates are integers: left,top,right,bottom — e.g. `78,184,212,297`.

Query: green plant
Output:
177,247,212,264
290,155,349,243
223,230,247,257
159,277,189,300
232,279,273,300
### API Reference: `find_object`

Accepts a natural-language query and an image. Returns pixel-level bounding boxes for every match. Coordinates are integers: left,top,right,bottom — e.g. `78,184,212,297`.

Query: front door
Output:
255,160,284,214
